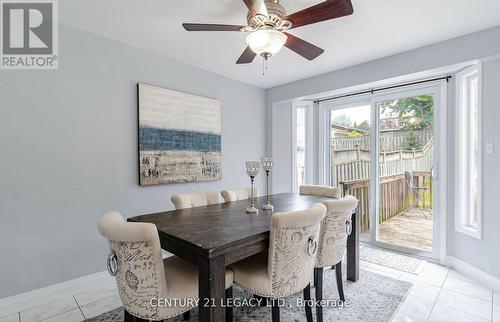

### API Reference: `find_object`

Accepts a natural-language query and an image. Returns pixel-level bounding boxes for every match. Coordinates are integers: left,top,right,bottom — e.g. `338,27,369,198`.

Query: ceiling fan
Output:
182,0,353,65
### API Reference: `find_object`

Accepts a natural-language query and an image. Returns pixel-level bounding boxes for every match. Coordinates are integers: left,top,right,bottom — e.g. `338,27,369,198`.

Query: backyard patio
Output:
341,170,434,253
378,208,433,252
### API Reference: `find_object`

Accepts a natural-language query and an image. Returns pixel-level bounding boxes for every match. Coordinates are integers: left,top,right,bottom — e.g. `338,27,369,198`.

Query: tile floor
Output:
380,261,498,322
0,258,498,322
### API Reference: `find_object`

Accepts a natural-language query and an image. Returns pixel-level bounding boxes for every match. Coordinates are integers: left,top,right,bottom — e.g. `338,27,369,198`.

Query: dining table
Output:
128,193,359,322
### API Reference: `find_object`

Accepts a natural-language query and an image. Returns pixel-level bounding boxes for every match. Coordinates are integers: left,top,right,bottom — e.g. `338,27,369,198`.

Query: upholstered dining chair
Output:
299,184,341,198
314,196,358,322
220,187,258,202
97,211,234,322
170,191,221,210
229,203,326,322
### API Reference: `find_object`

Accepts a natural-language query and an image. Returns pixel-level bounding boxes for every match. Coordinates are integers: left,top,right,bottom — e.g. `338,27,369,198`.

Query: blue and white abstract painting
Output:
138,83,221,185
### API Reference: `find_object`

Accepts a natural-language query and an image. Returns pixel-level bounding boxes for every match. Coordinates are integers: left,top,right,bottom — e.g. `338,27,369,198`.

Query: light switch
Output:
486,140,494,155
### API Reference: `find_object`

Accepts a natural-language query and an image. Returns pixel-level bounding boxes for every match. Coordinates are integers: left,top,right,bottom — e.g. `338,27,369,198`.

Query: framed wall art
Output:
138,83,221,185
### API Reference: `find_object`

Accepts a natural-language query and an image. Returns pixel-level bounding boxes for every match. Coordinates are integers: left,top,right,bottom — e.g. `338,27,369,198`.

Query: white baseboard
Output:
445,255,500,294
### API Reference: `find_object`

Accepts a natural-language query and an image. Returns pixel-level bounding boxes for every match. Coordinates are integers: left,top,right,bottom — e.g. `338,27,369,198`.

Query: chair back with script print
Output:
316,196,358,268
97,211,167,321
267,203,326,298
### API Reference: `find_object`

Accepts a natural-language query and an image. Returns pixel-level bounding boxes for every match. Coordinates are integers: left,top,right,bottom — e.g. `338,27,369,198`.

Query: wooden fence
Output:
331,137,434,186
331,134,434,234
295,133,434,233
331,130,432,151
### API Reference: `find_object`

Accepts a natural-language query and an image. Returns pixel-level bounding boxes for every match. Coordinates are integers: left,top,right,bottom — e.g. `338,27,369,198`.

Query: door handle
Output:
431,166,438,181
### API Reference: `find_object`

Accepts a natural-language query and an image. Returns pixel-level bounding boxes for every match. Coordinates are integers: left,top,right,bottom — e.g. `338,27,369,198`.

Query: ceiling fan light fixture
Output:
245,30,287,59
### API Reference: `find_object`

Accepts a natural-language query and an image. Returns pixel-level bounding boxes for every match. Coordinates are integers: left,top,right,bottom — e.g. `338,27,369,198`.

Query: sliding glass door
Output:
323,83,442,259
374,90,436,255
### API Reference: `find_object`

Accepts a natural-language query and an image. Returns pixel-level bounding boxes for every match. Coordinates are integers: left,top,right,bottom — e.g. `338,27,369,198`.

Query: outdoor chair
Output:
403,171,432,218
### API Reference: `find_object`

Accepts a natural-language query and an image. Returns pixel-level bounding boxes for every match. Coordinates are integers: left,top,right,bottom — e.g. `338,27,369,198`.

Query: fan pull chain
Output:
262,58,269,75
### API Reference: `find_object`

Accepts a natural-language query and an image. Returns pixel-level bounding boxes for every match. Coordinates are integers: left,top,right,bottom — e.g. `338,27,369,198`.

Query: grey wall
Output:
266,26,500,279
0,24,266,298
271,101,293,193
446,59,500,278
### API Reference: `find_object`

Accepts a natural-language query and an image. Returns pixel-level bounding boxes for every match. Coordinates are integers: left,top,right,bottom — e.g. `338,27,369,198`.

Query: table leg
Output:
199,255,226,322
347,211,359,282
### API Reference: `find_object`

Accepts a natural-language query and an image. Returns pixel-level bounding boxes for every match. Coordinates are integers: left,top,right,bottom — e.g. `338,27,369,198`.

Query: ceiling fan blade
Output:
286,0,353,29
243,0,268,17
182,23,245,31
236,46,257,64
283,32,324,61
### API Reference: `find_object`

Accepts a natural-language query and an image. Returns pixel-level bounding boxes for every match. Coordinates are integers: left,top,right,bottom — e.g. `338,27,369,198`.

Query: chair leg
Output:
415,191,428,219
335,262,345,302
225,286,233,322
303,283,313,322
124,309,134,322
271,299,280,322
314,268,324,322
253,294,267,306
182,310,190,321
124,310,149,322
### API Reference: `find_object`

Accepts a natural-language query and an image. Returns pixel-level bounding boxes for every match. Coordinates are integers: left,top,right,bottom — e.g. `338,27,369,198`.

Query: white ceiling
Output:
60,0,500,89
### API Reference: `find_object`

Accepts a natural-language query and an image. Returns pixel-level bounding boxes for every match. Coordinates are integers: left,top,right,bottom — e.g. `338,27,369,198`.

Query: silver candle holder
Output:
261,157,274,211
245,161,260,214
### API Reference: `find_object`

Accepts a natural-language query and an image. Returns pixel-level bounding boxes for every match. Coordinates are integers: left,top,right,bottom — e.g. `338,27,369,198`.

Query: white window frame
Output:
455,64,482,239
291,101,313,193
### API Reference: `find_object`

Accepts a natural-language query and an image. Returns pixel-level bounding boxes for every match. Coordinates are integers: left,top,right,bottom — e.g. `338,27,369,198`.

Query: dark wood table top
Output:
128,193,331,257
